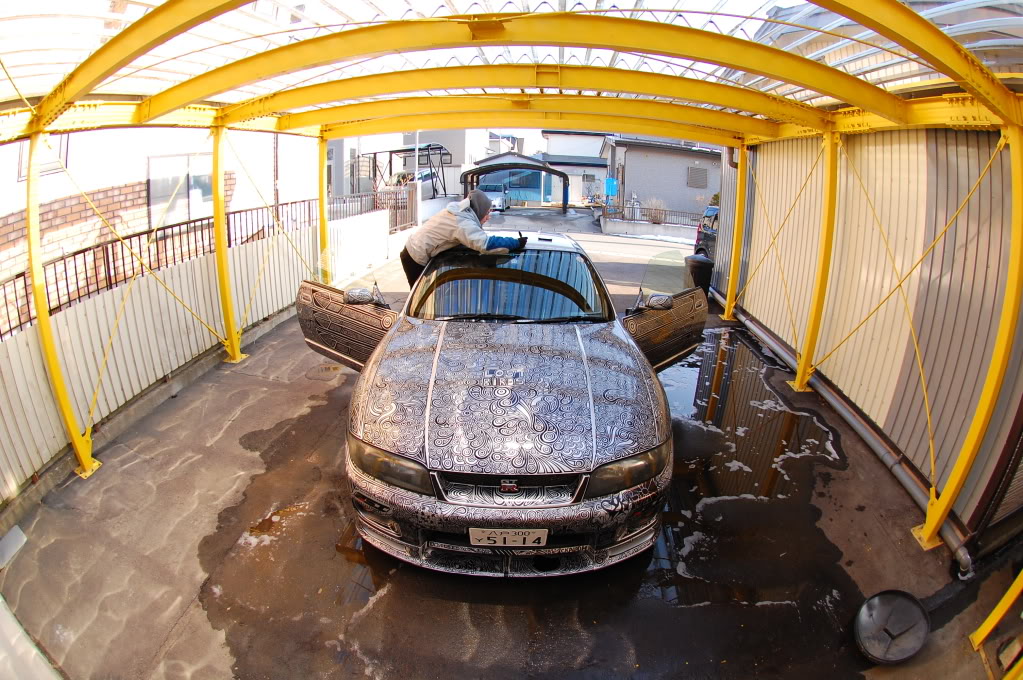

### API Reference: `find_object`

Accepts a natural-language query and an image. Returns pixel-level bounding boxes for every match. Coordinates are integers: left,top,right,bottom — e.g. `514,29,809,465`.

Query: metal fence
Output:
0,188,415,340
605,203,702,226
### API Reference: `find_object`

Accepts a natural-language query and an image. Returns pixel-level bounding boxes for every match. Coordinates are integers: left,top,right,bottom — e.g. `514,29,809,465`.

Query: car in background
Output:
295,233,707,577
695,205,719,260
388,169,442,199
477,183,507,212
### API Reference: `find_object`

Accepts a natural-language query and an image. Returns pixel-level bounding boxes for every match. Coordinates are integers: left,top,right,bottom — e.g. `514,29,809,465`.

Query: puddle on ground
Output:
197,324,869,680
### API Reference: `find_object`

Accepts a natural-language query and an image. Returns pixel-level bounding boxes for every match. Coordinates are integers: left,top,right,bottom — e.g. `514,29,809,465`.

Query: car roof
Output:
486,230,585,254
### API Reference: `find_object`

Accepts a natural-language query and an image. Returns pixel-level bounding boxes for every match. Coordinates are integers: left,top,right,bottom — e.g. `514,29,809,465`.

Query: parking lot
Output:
0,231,1012,679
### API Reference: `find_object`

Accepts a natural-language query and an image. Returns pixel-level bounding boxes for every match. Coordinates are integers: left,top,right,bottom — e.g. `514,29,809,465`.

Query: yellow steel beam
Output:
280,94,779,138
4,89,1020,148
912,126,1020,549
970,569,1023,651
721,143,749,321
318,136,330,284
321,111,744,147
212,126,246,363
1,101,316,145
138,13,907,124
789,131,839,392
31,0,250,129
25,132,101,479
810,0,1021,125
219,63,830,129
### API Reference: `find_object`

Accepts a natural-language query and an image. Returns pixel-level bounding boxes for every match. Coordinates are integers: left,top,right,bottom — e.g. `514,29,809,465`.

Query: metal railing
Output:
0,188,416,340
605,203,702,227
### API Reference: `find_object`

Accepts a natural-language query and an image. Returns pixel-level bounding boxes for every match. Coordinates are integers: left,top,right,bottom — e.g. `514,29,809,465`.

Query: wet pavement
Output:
0,230,1009,679
186,319,872,679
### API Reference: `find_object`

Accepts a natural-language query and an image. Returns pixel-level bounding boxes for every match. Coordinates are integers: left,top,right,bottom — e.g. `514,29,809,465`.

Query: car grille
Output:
436,471,582,508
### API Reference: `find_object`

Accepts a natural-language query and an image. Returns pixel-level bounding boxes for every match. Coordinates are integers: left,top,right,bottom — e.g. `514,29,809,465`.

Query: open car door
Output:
295,280,398,372
623,250,708,372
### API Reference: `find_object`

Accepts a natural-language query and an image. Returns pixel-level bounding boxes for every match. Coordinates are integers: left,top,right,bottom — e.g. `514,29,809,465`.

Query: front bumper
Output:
346,457,670,577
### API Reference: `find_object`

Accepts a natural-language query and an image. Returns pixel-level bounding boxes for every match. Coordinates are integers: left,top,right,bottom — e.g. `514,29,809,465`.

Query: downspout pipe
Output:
709,288,974,576
727,146,739,169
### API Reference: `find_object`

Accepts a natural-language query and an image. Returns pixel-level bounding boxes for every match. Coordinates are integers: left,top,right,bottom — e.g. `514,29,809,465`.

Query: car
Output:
695,205,719,260
388,169,442,199
295,232,707,576
476,182,507,211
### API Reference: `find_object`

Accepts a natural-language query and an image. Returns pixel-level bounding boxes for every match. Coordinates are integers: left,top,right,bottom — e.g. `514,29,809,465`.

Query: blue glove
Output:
484,235,522,252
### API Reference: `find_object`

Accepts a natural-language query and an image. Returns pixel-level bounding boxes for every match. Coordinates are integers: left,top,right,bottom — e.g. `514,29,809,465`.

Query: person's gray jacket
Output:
404,198,518,265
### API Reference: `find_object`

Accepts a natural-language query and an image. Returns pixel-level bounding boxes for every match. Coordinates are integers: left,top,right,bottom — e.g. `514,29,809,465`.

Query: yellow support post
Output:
25,133,100,479
913,125,1021,550
721,143,749,321
212,125,246,363
970,569,1023,651
318,136,331,284
789,131,839,392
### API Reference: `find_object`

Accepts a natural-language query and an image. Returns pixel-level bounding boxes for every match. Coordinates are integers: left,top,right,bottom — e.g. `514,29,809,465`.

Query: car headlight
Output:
347,433,433,495
584,439,672,498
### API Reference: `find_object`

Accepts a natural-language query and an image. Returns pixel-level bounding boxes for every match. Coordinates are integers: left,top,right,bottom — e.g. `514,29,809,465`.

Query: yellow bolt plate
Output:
74,458,102,480
910,523,945,551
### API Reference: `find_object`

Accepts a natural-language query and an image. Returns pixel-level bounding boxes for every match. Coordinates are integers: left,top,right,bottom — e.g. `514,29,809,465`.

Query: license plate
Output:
469,528,548,547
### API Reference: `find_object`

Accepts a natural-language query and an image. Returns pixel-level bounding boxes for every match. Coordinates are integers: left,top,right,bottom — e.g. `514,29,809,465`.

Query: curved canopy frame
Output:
135,13,908,124
218,64,830,129
3,3,1019,142
276,94,780,138
460,162,571,213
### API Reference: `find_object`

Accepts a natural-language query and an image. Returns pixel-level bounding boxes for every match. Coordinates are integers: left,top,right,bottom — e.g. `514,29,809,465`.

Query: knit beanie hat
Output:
468,189,493,222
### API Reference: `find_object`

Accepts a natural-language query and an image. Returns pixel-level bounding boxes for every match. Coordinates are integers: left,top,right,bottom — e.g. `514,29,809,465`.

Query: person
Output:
399,189,527,287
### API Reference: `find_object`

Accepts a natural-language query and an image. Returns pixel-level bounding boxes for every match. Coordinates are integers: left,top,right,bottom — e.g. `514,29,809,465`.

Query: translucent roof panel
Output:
1,0,1021,117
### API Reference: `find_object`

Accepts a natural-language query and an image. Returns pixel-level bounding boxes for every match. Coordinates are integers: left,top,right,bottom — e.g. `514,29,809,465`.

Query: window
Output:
408,248,612,322
148,154,213,226
582,173,596,183
18,134,69,181
687,166,708,189
509,170,540,189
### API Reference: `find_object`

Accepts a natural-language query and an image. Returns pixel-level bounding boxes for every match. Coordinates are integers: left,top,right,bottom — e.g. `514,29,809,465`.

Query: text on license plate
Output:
468,528,548,547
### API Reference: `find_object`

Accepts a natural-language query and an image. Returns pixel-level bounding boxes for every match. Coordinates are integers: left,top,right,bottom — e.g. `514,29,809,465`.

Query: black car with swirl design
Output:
296,232,706,576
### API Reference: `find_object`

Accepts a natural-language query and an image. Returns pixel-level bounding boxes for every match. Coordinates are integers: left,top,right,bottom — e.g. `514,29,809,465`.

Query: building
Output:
537,130,608,204
600,135,722,215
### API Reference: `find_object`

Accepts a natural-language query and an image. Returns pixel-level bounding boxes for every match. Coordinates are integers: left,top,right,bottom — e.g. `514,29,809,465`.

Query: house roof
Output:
535,153,608,168
475,151,547,167
600,136,722,158
540,130,609,138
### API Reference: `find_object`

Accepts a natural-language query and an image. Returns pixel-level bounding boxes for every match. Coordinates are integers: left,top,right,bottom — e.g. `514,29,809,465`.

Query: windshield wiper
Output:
435,313,528,322
529,315,607,324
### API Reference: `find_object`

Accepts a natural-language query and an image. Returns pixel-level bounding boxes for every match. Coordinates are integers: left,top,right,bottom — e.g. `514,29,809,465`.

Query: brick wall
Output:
0,181,149,281
0,172,236,282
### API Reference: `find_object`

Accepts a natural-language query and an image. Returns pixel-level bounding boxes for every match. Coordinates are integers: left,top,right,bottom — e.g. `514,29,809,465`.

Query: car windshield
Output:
408,247,613,322
478,184,504,192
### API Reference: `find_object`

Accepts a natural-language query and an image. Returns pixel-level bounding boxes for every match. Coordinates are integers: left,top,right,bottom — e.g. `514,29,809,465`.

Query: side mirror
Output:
646,294,674,310
344,288,375,305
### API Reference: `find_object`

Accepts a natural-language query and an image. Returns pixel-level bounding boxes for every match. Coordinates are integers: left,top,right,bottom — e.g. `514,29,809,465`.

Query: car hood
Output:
349,318,668,475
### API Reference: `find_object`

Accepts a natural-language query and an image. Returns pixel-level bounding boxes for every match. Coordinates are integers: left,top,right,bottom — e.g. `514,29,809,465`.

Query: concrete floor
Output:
0,213,1018,679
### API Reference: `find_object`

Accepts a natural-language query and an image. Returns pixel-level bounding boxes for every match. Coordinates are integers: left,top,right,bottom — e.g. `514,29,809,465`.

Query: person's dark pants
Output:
400,247,425,288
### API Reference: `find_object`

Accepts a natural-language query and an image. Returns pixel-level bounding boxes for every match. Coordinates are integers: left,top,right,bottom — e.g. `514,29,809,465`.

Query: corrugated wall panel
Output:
52,254,227,427
880,131,1010,514
899,131,1012,519
984,308,1023,526
0,328,65,502
711,152,755,299
711,158,736,293
816,130,929,431
742,138,823,352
